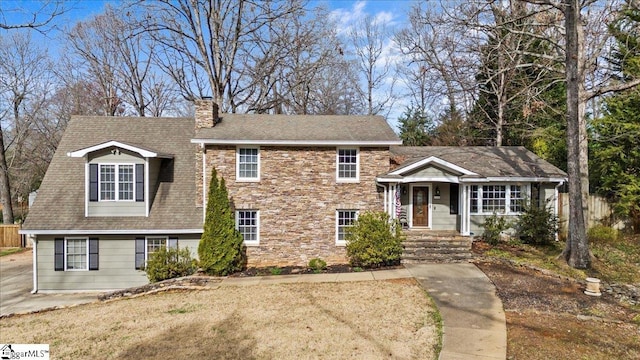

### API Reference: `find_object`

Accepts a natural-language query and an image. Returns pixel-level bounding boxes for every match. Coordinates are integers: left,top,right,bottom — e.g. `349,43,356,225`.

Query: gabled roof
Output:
379,146,567,182
67,140,173,158
192,114,402,146
22,116,202,233
388,156,478,177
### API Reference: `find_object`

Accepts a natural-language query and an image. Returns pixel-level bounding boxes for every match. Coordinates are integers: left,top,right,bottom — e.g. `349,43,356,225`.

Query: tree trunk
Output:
0,131,14,224
562,0,590,268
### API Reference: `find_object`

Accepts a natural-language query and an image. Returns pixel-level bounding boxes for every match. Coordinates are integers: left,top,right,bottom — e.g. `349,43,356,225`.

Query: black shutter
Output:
89,238,99,270
54,238,64,271
135,164,144,202
89,164,99,202
168,236,178,249
450,183,460,215
135,237,145,269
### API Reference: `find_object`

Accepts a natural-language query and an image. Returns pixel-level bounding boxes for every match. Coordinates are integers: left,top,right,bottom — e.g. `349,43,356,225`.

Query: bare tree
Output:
0,0,67,33
138,0,306,113
350,15,395,116
395,3,477,118
0,33,54,223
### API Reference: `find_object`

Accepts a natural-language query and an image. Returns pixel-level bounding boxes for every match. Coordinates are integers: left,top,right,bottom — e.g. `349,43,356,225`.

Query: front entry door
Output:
412,186,429,227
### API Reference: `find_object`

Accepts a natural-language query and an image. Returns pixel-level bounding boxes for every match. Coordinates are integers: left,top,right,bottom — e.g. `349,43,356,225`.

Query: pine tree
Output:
198,167,246,275
397,106,435,146
592,0,640,232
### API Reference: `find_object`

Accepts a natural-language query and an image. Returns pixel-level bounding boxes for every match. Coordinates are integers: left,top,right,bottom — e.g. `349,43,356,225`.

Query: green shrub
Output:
515,201,558,245
482,213,510,245
308,258,327,273
145,246,197,283
198,168,246,276
269,267,282,275
345,211,404,268
587,225,619,244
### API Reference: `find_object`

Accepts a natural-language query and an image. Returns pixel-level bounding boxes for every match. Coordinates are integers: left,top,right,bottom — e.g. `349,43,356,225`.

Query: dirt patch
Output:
0,281,438,360
475,260,640,359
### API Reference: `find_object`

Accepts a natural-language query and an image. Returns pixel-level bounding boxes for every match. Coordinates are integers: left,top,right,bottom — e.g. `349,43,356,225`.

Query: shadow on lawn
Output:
118,310,259,360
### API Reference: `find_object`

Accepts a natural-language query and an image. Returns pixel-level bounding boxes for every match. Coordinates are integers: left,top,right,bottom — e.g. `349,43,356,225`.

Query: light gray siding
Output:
431,183,459,231
404,165,460,181
87,149,146,216
470,214,519,235
36,235,201,291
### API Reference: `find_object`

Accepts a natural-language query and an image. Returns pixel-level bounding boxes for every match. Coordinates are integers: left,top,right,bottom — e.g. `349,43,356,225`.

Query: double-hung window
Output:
54,237,99,271
469,184,528,214
237,147,259,181
336,210,358,245
236,210,259,245
66,238,88,270
337,148,359,182
99,164,135,201
135,236,177,269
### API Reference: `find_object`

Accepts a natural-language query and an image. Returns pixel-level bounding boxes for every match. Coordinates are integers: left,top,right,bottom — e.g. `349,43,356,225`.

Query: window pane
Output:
510,185,525,213
338,149,357,179
238,148,258,178
237,211,258,242
147,238,166,259
100,165,115,200
66,239,87,270
470,186,478,213
119,165,134,200
482,185,506,213
337,210,357,242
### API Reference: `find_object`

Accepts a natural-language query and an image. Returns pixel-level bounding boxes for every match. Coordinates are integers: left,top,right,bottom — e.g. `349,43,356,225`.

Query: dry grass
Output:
0,279,438,360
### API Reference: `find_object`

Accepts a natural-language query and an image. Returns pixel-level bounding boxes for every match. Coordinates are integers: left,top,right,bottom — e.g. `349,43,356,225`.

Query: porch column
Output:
461,184,470,236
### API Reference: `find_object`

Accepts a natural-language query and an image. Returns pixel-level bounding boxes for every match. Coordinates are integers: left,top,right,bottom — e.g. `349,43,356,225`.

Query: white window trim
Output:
469,183,530,215
236,146,260,182
236,210,260,246
336,209,359,246
145,236,168,261
98,163,136,202
64,237,89,271
336,147,360,183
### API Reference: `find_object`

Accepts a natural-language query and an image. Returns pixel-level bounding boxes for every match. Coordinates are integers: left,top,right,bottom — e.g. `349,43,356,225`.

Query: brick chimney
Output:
194,97,219,129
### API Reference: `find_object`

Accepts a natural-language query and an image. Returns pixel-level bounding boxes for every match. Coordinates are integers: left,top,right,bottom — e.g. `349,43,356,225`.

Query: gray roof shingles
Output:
22,116,202,232
194,114,401,143
388,146,567,179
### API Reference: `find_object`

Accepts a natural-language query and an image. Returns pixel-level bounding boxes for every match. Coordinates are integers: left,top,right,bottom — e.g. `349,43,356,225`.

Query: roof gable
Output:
67,140,173,159
389,156,477,176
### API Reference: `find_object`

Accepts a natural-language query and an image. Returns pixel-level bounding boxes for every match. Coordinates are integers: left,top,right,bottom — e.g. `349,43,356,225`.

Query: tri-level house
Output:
22,99,566,292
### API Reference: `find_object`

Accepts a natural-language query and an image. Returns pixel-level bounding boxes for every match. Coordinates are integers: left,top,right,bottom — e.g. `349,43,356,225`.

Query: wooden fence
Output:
558,193,625,238
0,224,22,247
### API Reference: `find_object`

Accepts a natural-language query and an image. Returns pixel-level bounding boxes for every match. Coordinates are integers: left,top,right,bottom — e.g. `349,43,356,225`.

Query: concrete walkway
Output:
406,263,507,360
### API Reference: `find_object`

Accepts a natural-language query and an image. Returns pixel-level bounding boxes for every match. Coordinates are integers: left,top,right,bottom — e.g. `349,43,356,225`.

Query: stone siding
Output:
201,145,389,267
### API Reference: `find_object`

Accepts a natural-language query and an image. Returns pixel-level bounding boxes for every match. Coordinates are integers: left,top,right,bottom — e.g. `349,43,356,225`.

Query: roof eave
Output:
190,139,403,146
20,229,203,235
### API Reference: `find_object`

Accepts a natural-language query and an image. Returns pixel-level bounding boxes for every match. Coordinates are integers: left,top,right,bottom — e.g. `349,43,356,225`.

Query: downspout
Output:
31,237,38,294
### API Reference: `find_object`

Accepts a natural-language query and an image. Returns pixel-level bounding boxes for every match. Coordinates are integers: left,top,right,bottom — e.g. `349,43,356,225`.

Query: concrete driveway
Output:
0,249,99,316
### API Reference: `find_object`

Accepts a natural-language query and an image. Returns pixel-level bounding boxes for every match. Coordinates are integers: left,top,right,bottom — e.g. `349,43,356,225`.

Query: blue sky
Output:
2,0,416,124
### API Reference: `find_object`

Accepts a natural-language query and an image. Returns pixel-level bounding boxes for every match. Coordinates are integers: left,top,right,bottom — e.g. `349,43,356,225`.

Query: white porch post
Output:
390,184,397,219
461,184,470,236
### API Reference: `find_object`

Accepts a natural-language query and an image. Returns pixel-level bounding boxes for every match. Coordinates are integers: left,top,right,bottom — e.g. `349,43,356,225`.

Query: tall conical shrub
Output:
198,167,246,275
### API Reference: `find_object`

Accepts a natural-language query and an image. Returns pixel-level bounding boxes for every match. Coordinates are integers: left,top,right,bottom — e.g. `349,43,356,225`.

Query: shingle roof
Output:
22,116,203,232
193,114,401,144
387,146,567,180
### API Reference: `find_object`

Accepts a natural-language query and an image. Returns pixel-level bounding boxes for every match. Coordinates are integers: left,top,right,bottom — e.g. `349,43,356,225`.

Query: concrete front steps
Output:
401,230,473,264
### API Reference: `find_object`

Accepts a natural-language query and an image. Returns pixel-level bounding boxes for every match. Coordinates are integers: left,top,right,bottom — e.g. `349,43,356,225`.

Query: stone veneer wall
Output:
202,145,390,267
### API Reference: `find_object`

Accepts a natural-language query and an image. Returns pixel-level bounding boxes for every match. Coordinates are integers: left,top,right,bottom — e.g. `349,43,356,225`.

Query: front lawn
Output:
0,280,439,360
